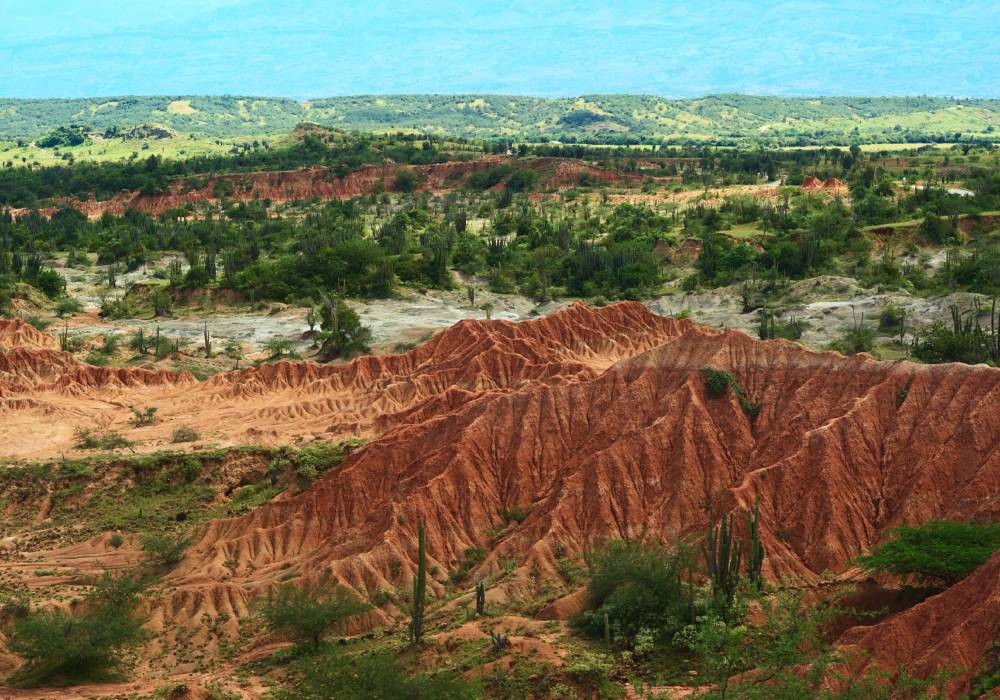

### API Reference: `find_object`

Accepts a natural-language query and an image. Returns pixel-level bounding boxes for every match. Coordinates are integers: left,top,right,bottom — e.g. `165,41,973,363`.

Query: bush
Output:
291,442,348,481
317,296,373,361
573,540,696,647
73,428,135,452
276,648,476,700
855,520,1000,587
258,580,370,650
170,426,200,443
128,406,158,427
829,319,877,355
699,367,762,418
879,304,905,330
54,297,83,317
140,531,193,572
6,573,146,685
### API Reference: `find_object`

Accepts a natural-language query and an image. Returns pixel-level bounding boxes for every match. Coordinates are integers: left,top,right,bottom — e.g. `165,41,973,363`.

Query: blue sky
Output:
1,0,998,98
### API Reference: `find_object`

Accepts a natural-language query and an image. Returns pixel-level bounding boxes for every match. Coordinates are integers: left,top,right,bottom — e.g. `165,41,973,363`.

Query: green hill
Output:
2,94,999,146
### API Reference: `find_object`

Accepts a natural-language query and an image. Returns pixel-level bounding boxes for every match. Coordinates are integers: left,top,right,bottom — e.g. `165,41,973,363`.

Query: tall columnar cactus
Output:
475,580,486,616
746,493,766,591
410,520,427,644
704,511,742,615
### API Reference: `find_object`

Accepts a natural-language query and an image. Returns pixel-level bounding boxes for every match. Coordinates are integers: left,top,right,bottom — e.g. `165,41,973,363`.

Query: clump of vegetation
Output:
54,297,83,317
700,367,762,418
573,539,697,648
262,337,297,361
128,406,158,427
855,520,1000,587
275,648,476,700
140,531,193,572
73,427,135,452
911,300,1000,365
258,580,369,651
829,310,878,356
498,504,533,524
316,294,373,361
449,547,486,583
5,572,147,686
757,309,807,341
170,425,200,443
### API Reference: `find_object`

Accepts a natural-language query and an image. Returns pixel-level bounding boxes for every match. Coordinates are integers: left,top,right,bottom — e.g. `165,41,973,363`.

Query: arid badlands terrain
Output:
0,302,998,697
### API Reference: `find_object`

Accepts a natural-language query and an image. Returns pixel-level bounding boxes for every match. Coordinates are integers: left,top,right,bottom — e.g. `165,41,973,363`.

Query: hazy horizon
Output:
2,1,998,100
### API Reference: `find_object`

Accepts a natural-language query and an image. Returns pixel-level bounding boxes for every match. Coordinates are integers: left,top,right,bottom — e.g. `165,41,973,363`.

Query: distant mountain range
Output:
2,94,999,145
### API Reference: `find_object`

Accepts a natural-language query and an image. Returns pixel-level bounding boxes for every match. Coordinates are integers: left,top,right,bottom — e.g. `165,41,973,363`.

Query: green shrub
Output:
701,368,734,398
829,315,877,355
73,428,135,452
128,406,158,427
54,298,83,317
292,441,348,481
699,367,762,418
258,580,369,650
170,426,200,443
6,573,146,685
499,505,533,524
449,547,487,583
140,531,193,572
573,540,697,647
855,520,1000,587
276,648,476,700
879,304,905,330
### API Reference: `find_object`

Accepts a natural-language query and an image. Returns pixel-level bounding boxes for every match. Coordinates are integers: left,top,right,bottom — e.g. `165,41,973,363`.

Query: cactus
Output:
475,580,486,616
603,611,611,647
203,322,212,358
704,511,742,615
59,320,70,352
410,519,427,644
746,493,766,591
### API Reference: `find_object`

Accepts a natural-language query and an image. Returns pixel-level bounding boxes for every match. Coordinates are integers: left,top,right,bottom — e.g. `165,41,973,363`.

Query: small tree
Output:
150,288,172,317
224,338,243,369
305,306,320,332
140,531,193,572
264,337,294,360
318,293,373,361
259,580,369,651
6,573,147,685
855,520,1000,587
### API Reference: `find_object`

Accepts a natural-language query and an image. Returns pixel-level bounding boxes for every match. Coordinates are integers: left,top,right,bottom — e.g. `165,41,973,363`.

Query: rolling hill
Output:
2,93,1000,145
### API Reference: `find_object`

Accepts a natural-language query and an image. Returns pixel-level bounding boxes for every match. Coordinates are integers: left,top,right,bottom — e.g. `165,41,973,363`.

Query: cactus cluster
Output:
704,511,742,613
704,494,766,614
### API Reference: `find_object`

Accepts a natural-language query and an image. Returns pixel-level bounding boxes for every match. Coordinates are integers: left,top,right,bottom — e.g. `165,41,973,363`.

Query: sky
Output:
1,0,998,99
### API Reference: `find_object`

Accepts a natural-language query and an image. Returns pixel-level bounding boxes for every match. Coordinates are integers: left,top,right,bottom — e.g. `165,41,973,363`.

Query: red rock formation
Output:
0,318,58,350
802,175,824,189
838,551,1000,694
170,305,1000,692
823,177,848,189
44,157,635,219
3,303,998,692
